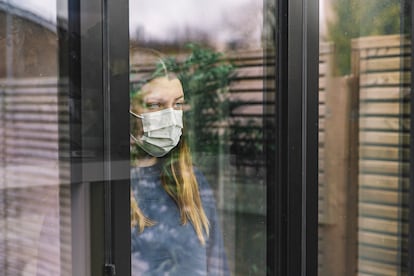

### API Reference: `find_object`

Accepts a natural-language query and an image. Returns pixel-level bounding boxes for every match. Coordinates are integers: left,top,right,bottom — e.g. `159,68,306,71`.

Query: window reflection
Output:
319,0,410,275
0,2,71,275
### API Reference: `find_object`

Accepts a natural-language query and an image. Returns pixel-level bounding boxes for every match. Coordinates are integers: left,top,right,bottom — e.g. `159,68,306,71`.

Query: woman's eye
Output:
174,102,184,109
145,102,161,109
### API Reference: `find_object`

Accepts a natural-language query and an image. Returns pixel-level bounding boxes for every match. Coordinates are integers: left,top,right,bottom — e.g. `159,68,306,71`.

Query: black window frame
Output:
64,0,130,275
268,0,319,275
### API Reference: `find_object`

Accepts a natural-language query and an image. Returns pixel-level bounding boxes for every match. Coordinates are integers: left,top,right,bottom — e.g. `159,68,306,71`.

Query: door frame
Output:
65,0,130,275
268,0,319,275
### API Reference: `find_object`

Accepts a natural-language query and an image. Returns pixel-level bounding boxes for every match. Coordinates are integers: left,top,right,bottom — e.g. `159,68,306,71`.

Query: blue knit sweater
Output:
131,163,229,276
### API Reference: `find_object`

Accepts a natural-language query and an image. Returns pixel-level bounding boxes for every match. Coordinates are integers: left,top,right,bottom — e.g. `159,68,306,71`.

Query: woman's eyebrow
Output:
175,95,184,100
143,96,165,102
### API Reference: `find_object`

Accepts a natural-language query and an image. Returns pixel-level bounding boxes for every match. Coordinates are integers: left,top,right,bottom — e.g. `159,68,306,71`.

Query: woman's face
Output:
131,76,185,137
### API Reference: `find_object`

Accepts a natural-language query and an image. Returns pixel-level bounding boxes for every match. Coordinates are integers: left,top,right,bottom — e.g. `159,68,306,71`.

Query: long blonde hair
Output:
130,81,210,245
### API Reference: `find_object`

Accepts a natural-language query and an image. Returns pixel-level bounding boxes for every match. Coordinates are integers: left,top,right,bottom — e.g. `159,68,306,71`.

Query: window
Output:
129,1,273,275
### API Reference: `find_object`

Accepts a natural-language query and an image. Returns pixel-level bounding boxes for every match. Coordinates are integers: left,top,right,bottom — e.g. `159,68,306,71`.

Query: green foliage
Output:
327,0,401,75
160,44,237,155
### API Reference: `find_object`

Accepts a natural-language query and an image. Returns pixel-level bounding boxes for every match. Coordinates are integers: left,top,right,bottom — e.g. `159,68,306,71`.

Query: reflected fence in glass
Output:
318,14,411,276
0,3,71,275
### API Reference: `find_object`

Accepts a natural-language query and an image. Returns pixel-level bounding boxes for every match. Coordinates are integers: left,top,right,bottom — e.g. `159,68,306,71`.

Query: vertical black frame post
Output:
66,0,130,275
103,0,130,275
67,0,100,275
269,0,319,275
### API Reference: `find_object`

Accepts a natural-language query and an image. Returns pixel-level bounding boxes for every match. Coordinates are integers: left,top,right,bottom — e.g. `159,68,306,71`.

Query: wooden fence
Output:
353,34,410,276
318,34,411,276
318,42,359,275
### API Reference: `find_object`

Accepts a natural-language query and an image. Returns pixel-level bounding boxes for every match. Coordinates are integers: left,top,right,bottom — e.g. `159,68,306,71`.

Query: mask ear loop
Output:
130,110,144,143
130,133,140,143
130,110,143,119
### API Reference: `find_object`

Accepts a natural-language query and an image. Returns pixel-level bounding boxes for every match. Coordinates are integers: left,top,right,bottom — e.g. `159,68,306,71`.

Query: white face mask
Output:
130,108,183,157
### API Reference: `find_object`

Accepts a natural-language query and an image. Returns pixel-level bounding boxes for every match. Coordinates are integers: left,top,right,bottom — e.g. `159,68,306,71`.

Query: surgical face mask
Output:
130,108,183,157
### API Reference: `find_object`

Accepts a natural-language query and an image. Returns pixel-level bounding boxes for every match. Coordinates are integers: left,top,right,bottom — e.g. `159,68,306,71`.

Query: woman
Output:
130,63,229,275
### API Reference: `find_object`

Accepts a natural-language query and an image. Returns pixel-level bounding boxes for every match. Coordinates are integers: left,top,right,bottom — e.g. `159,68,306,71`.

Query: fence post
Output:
320,75,359,276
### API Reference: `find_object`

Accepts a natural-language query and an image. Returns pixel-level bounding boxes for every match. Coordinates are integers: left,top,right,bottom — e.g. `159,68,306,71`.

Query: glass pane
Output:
318,1,411,275
129,0,273,275
0,1,71,275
